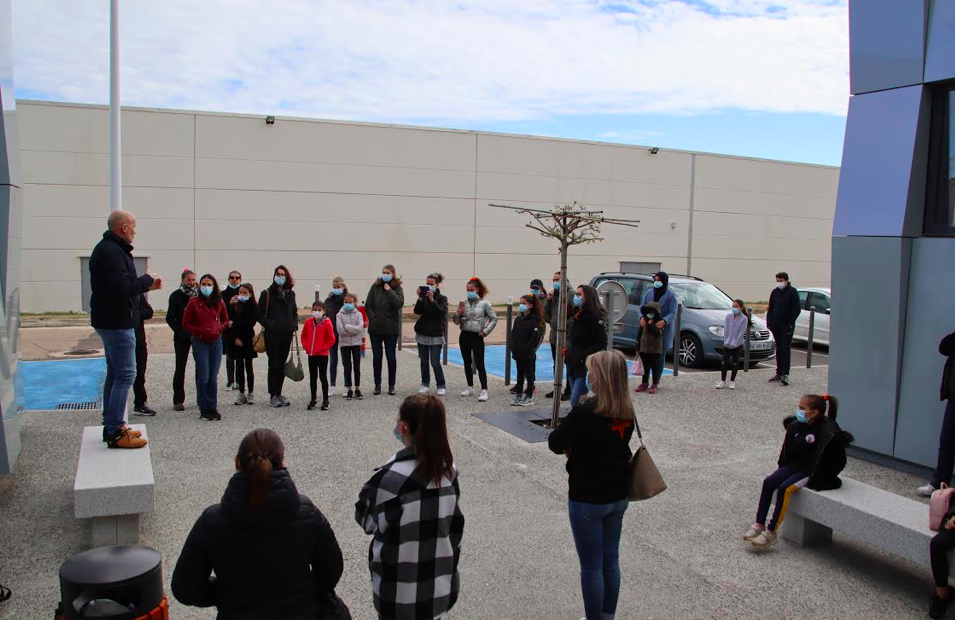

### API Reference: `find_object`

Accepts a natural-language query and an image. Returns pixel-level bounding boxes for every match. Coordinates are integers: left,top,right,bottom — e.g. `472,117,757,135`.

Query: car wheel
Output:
679,332,705,369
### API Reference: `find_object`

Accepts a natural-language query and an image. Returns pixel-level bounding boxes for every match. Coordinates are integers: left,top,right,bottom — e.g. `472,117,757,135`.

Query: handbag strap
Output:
632,415,645,447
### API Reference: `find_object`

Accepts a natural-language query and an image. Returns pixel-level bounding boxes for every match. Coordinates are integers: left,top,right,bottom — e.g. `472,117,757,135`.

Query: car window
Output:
618,278,646,305
668,282,733,310
798,291,809,309
808,292,830,313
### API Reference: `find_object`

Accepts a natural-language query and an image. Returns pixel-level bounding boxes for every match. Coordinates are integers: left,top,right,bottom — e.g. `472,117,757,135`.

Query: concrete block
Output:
781,513,832,547
73,424,155,519
91,514,140,548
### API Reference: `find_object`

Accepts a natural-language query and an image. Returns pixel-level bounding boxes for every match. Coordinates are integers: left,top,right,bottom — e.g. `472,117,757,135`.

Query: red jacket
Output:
182,297,229,343
301,317,336,356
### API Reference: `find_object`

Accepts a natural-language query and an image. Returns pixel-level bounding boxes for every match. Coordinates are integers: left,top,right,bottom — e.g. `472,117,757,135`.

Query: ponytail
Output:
236,428,285,511
247,455,274,510
400,395,454,486
805,394,839,421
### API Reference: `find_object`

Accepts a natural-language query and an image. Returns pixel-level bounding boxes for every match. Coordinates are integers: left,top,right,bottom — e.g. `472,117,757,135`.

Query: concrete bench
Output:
782,476,946,571
73,425,155,548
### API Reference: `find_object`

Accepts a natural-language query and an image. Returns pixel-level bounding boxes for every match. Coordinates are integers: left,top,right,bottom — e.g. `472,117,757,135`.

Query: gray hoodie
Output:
336,307,365,347
452,299,498,336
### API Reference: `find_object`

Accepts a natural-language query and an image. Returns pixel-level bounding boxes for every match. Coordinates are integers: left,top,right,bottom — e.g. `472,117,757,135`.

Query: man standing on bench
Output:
919,329,955,497
89,210,162,449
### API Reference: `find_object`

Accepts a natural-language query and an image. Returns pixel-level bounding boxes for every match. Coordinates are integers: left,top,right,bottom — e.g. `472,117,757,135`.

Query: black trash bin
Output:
57,545,167,620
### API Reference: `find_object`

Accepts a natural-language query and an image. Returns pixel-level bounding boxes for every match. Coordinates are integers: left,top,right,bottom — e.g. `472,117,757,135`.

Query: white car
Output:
793,287,831,346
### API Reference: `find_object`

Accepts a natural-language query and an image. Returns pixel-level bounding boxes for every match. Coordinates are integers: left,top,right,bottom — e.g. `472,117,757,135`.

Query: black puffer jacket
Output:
258,285,299,335
510,313,543,360
172,469,343,619
324,293,346,340
566,308,607,377
940,331,955,402
88,231,154,329
778,415,854,491
413,289,449,337
166,289,194,344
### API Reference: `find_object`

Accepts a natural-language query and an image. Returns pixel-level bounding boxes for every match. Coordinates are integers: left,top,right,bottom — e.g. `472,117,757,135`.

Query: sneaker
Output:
930,593,953,619
509,386,521,394
743,524,765,541
355,389,364,400
388,387,396,396
634,383,648,393
307,399,317,411
728,381,736,390
918,484,937,497
750,530,778,549
781,375,790,386
478,390,489,402
225,382,234,391
461,387,474,397
418,386,430,394
346,390,354,400
648,385,659,395
716,381,727,390
511,395,524,406
320,400,329,411
769,375,782,383
517,398,534,407
246,392,255,405
329,386,337,397
133,405,156,416
437,388,446,396
545,391,555,399
278,395,290,407
561,390,571,401
101,425,142,443
107,428,147,449
373,386,382,396
270,395,283,408
212,410,222,421
234,392,246,405
173,403,185,412
200,410,217,421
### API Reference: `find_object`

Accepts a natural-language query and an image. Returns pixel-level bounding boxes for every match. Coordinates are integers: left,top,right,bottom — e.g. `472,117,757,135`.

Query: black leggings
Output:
341,345,362,388
640,352,663,385
721,346,742,382
308,355,329,401
234,357,254,393
932,528,955,587
515,357,535,398
265,332,293,397
460,331,488,390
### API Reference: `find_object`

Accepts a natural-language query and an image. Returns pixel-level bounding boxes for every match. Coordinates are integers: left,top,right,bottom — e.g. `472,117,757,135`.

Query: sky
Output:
11,0,850,166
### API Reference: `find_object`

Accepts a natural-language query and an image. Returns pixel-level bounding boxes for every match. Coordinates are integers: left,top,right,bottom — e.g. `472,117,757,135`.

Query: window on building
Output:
926,83,955,236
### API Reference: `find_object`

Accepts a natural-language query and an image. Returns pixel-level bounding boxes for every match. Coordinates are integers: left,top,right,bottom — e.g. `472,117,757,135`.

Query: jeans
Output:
568,498,629,620
172,337,191,405
514,357,535,398
721,346,742,382
418,344,445,388
97,328,137,434
931,528,955,587
639,352,663,386
370,333,398,389
329,341,339,387
771,327,793,376
460,331,488,390
265,332,293,397
132,328,148,407
756,465,809,531
570,375,588,407
341,345,361,388
932,400,955,488
308,355,329,401
192,339,223,413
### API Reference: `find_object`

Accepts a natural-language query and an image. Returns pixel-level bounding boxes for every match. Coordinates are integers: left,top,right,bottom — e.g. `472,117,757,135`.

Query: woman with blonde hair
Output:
548,349,635,620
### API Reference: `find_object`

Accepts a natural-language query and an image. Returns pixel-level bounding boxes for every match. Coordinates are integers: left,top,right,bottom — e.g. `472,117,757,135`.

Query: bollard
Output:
443,311,449,366
314,284,321,304
672,303,683,376
806,307,816,369
744,308,752,372
601,290,615,352
504,297,513,386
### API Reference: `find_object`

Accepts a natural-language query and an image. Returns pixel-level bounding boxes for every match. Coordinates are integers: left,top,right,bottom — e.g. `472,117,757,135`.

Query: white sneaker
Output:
716,381,727,390
728,381,736,390
234,392,246,405
329,386,337,397
461,387,474,397
418,386,429,394
246,392,255,405
478,390,488,402
743,524,765,541
750,530,778,549
437,388,446,396
225,383,234,391
918,483,937,497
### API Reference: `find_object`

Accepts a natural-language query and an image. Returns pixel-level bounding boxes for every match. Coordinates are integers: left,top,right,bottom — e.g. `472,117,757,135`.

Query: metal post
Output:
671,303,683,376
601,290,614,351
443,310,449,366
397,302,403,351
744,308,752,372
806,308,816,369
504,297,513,386
109,0,122,212
314,285,321,304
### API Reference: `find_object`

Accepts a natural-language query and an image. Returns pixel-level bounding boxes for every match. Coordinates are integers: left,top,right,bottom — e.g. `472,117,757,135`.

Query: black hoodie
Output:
652,271,670,302
172,469,343,619
777,415,854,491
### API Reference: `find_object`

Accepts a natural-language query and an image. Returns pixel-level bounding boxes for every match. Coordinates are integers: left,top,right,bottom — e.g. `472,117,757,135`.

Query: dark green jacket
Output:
365,279,405,335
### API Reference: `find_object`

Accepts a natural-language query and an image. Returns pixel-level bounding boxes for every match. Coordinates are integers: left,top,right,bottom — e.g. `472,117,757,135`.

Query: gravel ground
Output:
0,351,934,620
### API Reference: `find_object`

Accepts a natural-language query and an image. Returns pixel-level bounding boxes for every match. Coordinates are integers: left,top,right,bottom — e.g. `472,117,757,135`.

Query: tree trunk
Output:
551,237,569,428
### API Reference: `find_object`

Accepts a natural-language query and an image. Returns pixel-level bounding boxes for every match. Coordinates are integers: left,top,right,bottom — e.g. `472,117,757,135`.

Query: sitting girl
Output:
745,394,853,548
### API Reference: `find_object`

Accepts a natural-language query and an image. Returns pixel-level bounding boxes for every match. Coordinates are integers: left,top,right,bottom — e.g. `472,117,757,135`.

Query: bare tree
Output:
489,202,640,428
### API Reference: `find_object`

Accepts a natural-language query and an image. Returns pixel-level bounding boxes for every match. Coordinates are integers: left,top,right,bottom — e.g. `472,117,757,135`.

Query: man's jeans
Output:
97,328,137,434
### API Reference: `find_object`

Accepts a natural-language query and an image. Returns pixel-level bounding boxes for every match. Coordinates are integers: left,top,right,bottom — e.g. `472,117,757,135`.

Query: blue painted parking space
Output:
445,345,672,380
19,357,106,410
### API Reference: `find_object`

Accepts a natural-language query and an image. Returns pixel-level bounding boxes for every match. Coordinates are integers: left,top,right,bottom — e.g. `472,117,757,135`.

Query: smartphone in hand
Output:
458,301,466,314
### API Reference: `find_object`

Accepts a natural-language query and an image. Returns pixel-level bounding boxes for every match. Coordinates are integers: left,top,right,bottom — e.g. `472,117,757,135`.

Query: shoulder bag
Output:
252,290,269,353
284,336,305,382
629,415,667,501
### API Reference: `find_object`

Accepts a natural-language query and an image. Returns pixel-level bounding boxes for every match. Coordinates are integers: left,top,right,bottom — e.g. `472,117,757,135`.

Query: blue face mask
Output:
274,276,286,287
228,282,239,289
199,285,213,297
331,287,344,296
237,295,249,303
653,281,663,289
529,289,540,297
467,291,479,300
732,307,741,315
393,423,405,444
795,409,809,424
343,303,356,312
585,374,593,393
552,282,560,290
518,303,529,313
381,274,393,283
572,294,583,307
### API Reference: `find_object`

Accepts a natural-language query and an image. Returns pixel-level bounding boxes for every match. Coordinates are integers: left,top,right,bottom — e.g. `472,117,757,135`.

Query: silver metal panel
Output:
893,239,955,466
925,0,955,83
849,0,927,95
829,236,911,456
832,85,930,238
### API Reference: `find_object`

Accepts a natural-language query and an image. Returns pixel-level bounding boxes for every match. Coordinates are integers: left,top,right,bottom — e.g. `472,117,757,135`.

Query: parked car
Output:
793,287,831,346
589,272,776,369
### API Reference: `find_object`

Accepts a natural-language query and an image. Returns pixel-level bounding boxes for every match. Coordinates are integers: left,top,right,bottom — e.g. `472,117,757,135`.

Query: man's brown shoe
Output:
101,424,142,443
173,403,185,412
107,429,147,450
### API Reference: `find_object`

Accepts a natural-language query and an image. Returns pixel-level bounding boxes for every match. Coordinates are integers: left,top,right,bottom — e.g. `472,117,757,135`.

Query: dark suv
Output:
589,272,776,368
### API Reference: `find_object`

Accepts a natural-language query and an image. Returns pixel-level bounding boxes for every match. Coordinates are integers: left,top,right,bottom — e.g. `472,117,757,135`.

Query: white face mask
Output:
776,282,786,290
312,311,324,320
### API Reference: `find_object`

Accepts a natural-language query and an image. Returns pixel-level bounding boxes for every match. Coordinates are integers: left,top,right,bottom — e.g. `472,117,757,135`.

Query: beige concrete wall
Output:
16,100,838,312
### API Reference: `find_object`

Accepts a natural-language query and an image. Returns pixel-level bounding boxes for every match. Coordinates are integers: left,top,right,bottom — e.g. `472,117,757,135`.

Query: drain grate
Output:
56,401,100,411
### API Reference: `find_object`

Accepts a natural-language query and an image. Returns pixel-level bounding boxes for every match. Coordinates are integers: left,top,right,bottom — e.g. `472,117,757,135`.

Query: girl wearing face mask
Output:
510,294,545,406
636,301,664,393
717,299,750,390
227,283,258,405
336,293,365,400
182,274,231,421
639,272,678,392
414,273,449,396
258,265,298,409
567,284,608,406
745,394,852,549
452,277,498,402
365,264,405,396
323,277,348,397
301,301,336,411
355,395,464,620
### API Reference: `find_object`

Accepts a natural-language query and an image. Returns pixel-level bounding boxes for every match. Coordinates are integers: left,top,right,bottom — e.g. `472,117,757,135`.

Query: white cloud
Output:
10,0,850,124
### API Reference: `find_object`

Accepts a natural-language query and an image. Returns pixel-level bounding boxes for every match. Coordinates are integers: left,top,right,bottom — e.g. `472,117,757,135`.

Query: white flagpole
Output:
109,0,121,212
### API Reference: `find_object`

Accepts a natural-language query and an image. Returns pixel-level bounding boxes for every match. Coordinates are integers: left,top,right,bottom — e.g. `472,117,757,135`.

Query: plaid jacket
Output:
356,447,464,620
